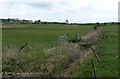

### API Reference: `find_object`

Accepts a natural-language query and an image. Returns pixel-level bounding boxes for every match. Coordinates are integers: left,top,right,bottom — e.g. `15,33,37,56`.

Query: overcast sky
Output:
0,0,119,23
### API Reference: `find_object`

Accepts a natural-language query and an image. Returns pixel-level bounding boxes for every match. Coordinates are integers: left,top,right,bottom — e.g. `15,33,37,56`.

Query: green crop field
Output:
2,23,118,77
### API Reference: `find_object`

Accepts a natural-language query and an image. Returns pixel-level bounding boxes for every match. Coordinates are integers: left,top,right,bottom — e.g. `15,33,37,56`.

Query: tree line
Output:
0,18,119,25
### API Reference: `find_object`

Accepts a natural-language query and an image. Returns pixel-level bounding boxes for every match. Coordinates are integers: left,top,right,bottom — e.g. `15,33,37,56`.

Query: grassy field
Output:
2,23,118,77
72,24,118,77
2,24,92,47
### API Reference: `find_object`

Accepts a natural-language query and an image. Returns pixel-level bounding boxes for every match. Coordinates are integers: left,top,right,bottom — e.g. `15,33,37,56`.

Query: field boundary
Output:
60,27,103,77
0,22,2,79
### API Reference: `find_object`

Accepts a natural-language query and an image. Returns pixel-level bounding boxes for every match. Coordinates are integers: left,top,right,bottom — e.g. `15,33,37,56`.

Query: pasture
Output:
2,23,118,77
72,24,118,77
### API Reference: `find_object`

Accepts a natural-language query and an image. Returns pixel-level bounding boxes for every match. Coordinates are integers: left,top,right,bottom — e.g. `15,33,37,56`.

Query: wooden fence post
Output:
91,59,97,79
90,47,99,62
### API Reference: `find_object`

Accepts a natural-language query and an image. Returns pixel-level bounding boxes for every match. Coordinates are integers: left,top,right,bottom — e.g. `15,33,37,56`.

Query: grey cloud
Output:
24,2,53,9
3,2,53,10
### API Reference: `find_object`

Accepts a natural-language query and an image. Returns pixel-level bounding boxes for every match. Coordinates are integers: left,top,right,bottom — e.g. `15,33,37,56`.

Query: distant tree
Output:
34,20,38,24
103,23,107,26
38,20,41,24
7,18,10,22
34,20,41,24
65,19,69,24
96,22,100,26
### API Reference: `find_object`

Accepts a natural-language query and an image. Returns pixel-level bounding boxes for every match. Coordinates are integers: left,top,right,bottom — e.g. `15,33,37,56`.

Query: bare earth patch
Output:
0,26,30,29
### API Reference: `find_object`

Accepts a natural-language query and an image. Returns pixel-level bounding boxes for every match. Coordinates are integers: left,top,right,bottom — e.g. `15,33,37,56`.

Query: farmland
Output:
72,24,118,77
2,23,118,77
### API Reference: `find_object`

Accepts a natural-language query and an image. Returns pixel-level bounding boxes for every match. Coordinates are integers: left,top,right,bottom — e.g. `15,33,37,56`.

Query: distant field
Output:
2,24,92,47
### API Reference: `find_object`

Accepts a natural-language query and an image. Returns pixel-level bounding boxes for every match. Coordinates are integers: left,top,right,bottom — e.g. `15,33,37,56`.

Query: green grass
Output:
2,24,92,47
72,24,118,77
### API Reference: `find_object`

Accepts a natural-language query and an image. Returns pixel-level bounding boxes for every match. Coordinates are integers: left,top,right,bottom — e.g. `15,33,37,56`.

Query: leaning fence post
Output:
90,46,99,62
91,59,97,79
26,43,29,53
7,42,10,53
17,42,27,53
17,42,33,53
7,42,10,50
